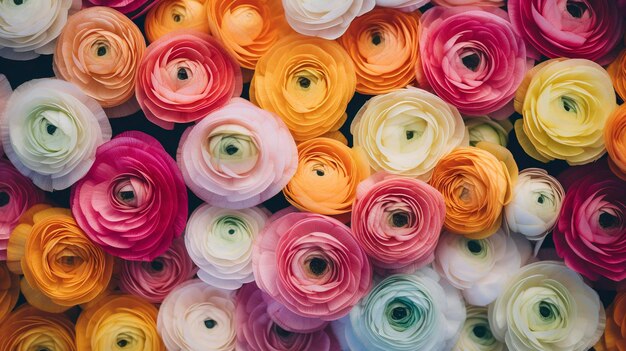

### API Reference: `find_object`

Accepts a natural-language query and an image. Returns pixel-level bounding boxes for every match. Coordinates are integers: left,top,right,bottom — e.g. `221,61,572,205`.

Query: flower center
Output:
177,67,189,80
566,1,588,18
315,169,324,176
391,307,408,321
117,339,128,348
391,212,409,228
273,324,293,338
204,319,217,329
467,240,483,254
0,192,9,207
228,229,235,235
297,77,311,89
539,304,552,318
308,257,328,276
473,325,487,338
173,13,182,22
97,46,107,57
46,123,57,135
405,130,415,140
150,260,164,272
561,96,577,113
537,195,545,204
371,32,382,46
13,0,23,5
462,53,481,72
119,190,135,202
599,212,618,229
225,145,238,155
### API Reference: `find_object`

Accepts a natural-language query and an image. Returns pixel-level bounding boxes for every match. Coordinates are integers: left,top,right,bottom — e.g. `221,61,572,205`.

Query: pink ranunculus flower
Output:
417,6,527,118
431,0,503,6
177,98,298,210
252,209,372,321
554,159,626,281
82,0,158,19
508,0,624,64
136,30,242,130
236,283,340,351
71,131,188,261
351,172,445,272
119,238,197,303
0,159,45,260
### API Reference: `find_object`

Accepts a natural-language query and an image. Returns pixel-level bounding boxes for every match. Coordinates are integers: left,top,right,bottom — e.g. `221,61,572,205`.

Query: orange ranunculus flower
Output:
338,7,420,95
429,142,518,239
608,49,626,101
54,6,146,118
605,104,626,180
6,204,114,313
0,262,19,323
206,0,293,70
145,0,210,43
0,305,76,351
596,291,626,351
76,294,165,351
250,35,356,142
283,137,370,215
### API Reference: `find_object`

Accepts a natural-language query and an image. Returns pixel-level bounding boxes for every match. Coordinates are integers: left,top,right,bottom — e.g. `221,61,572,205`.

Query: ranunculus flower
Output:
0,0,80,60
186,204,269,290
82,0,157,18
158,279,236,351
351,172,445,271
465,117,512,147
417,6,527,118
0,78,112,191
608,49,626,101
434,228,531,306
337,7,420,95
119,238,197,303
253,210,372,321
504,168,564,242
514,59,616,165
333,268,465,351
177,98,297,209
207,0,293,70
0,74,10,157
281,0,375,39
145,0,210,43
283,137,370,216
250,35,356,141
553,160,626,281
236,283,340,351
605,104,626,180
0,305,76,351
0,159,45,260
430,143,518,239
71,131,187,261
54,6,146,118
489,261,605,351
136,30,243,130
0,262,19,322
351,87,467,179
432,0,503,6
453,306,506,351
76,294,165,351
7,205,114,313
596,291,626,351
375,0,428,11
508,0,623,64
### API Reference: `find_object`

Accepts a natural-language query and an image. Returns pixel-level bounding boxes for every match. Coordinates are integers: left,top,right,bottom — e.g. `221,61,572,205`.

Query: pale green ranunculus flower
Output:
453,306,506,351
465,116,512,147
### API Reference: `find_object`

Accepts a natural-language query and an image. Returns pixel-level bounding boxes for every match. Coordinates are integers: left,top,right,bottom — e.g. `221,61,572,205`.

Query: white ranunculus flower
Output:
282,0,375,39
453,306,507,351
489,261,605,351
375,0,429,12
0,0,80,60
185,204,268,290
0,78,111,191
465,116,512,147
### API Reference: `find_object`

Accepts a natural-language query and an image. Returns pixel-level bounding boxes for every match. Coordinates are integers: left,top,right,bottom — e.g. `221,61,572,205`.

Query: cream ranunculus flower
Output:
453,306,506,351
351,87,468,180
465,117,512,147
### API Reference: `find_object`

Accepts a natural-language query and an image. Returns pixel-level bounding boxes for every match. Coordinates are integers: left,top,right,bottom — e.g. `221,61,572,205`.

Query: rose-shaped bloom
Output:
0,159,45,260
608,49,626,101
0,74,10,157
508,0,623,64
351,87,467,179
207,0,293,70
605,104,626,180
504,168,564,242
430,143,518,239
71,131,187,261
158,279,236,351
82,0,157,18
53,7,146,118
136,30,243,130
553,161,626,281
145,0,210,43
434,229,531,306
0,0,80,60
253,211,372,320
334,268,465,351
186,204,268,290
0,78,112,191
283,138,370,216
374,0,428,11
596,291,626,351
177,98,297,209
0,262,19,322
453,306,506,351
0,305,76,351
489,261,605,351
236,283,340,351
514,59,617,165
76,294,164,351
465,117,512,148
250,35,356,141
7,205,114,312
418,6,527,117
119,238,197,303
337,8,420,95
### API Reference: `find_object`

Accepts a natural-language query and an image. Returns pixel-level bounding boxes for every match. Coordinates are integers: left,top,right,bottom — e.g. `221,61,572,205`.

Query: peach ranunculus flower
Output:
596,291,626,351
0,262,19,323
337,7,420,95
250,35,356,142
605,104,626,180
429,143,518,239
145,0,210,43
0,305,76,351
6,204,114,313
608,49,626,102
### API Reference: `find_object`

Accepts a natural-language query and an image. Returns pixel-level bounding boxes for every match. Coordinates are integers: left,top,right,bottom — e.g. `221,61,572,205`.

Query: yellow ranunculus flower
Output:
145,0,210,43
0,305,76,351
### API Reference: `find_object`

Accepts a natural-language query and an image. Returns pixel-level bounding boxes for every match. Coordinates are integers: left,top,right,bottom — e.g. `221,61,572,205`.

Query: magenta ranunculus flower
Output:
554,159,626,281
252,209,372,321
417,6,527,118
508,0,624,64
71,131,188,261
0,159,45,260
82,0,158,19
236,283,340,351
351,172,445,272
